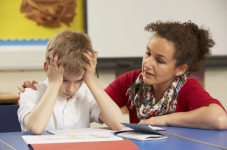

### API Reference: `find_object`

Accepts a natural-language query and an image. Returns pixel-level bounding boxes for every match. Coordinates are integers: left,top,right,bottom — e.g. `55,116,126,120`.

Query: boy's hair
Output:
46,30,96,75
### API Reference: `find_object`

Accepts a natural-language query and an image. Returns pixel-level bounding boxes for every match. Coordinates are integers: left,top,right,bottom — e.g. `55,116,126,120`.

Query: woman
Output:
18,21,227,130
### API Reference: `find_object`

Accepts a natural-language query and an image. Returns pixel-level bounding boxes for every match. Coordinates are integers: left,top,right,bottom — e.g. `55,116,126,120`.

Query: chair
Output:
0,105,21,132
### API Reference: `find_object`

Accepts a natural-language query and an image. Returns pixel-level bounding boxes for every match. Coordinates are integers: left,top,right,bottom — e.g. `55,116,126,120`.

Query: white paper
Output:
117,132,167,141
48,127,114,135
22,132,123,145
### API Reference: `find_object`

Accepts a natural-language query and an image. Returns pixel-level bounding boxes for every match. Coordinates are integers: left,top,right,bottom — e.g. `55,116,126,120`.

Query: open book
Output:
22,128,140,150
115,123,167,141
22,132,123,145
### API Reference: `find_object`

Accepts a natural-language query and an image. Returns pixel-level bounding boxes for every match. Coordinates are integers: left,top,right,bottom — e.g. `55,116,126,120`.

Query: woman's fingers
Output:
31,80,38,85
18,84,25,92
17,92,21,100
24,81,36,90
18,80,37,97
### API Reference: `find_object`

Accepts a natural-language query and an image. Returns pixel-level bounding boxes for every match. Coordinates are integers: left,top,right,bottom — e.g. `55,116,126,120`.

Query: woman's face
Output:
142,35,179,88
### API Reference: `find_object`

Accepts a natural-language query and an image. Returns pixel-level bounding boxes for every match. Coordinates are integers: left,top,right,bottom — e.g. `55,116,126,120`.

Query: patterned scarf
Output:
126,73,189,120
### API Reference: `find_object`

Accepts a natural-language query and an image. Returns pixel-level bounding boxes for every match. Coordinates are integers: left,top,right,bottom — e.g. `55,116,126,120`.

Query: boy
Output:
18,30,124,134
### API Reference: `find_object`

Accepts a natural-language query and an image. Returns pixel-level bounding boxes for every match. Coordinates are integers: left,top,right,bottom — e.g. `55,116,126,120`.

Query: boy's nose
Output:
67,84,75,92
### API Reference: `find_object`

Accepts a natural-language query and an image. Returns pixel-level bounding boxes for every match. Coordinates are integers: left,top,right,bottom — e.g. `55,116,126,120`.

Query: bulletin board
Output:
0,0,85,70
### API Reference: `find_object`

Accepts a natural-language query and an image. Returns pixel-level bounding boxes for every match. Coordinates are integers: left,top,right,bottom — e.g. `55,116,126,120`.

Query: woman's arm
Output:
83,52,125,131
140,104,227,130
24,55,64,134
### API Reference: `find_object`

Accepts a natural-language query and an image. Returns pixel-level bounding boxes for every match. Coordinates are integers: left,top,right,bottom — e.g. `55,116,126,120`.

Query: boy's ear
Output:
44,62,48,73
176,64,188,76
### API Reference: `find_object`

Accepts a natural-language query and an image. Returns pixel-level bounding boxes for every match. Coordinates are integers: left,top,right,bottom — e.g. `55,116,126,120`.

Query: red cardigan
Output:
105,69,226,123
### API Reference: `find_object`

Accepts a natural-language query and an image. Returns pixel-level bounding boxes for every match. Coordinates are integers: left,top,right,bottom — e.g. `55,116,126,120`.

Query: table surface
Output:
160,126,227,149
0,93,18,105
0,130,224,150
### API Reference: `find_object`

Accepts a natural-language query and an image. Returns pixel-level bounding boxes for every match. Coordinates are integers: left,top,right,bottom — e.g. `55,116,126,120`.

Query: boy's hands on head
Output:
83,51,97,83
46,54,64,86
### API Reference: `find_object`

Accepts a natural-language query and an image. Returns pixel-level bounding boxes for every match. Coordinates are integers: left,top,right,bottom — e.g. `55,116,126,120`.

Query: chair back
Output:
0,105,21,132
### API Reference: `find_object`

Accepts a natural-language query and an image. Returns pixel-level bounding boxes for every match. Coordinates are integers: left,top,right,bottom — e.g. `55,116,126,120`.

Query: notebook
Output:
31,140,140,150
116,123,167,141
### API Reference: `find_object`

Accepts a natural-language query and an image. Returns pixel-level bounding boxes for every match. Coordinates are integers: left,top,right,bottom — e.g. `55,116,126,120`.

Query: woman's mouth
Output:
144,71,154,78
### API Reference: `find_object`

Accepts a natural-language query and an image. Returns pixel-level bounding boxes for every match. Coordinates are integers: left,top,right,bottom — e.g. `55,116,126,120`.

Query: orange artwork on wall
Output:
21,0,77,28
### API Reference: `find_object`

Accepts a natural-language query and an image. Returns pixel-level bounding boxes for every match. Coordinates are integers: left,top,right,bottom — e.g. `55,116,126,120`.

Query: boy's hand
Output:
83,51,97,83
46,55,64,86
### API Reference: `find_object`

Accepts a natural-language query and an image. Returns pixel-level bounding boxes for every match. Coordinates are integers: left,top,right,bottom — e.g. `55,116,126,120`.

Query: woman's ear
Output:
44,62,48,73
176,64,188,76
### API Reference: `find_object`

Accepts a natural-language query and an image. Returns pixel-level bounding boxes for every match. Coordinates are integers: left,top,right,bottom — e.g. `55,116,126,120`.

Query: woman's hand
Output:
139,116,168,126
82,51,98,83
46,55,64,86
139,104,227,130
17,81,38,99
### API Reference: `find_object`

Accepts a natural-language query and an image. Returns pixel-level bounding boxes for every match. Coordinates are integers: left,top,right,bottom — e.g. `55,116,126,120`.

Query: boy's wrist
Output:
84,76,96,84
48,82,62,88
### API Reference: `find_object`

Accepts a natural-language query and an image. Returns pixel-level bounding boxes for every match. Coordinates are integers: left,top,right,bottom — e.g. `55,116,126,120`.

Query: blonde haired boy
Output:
18,30,124,134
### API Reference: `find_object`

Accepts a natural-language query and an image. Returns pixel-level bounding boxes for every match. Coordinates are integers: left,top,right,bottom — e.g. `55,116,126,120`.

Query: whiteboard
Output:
87,0,227,58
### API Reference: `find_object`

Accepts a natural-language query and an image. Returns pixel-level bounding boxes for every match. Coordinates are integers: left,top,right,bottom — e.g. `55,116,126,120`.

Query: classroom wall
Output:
87,0,227,58
205,67,227,109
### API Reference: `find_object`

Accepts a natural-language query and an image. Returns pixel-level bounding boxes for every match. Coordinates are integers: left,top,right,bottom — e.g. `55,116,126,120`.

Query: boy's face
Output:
58,70,84,100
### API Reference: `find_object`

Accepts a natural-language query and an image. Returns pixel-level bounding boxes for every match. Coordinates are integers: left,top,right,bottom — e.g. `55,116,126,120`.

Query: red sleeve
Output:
176,78,226,113
104,69,142,108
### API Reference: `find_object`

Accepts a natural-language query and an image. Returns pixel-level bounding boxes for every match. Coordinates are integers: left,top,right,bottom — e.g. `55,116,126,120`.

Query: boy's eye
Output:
78,79,83,82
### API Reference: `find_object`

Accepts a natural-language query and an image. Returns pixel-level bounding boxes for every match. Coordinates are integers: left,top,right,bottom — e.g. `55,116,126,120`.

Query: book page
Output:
22,132,123,145
48,127,114,135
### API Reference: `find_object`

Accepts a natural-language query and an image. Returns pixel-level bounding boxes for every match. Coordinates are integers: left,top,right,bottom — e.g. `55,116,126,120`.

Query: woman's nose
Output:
144,57,154,68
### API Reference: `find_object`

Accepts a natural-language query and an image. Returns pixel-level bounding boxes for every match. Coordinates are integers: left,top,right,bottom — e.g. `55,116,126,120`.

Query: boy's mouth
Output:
64,93,73,97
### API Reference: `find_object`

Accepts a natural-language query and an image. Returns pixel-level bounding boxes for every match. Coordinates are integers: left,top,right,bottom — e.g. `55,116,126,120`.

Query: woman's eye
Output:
63,80,68,82
146,52,151,56
157,59,164,63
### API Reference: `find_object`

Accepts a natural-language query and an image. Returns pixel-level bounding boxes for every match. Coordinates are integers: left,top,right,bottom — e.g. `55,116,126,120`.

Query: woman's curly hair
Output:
145,20,215,73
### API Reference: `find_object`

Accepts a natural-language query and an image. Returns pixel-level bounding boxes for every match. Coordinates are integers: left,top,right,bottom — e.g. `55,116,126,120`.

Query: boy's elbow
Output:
27,126,44,135
111,123,124,131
